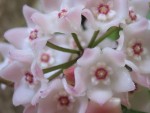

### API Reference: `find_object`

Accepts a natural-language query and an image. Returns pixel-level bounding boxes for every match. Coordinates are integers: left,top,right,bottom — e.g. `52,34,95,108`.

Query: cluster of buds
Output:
0,0,150,113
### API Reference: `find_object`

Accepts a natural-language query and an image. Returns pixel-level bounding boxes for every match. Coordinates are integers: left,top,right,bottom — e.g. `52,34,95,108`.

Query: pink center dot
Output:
25,72,33,84
132,42,143,55
129,10,137,21
58,96,70,106
29,30,38,40
41,53,50,63
58,9,68,18
95,68,108,80
98,4,110,15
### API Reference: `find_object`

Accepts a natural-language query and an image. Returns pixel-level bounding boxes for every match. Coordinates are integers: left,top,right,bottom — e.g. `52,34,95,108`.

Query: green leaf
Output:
107,28,120,41
92,26,122,47
121,105,146,113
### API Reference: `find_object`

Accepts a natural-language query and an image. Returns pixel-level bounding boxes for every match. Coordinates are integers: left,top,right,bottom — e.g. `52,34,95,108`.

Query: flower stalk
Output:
46,42,80,54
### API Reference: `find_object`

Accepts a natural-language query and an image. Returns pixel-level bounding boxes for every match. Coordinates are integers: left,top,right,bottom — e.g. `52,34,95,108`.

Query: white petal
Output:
111,68,135,92
87,87,113,105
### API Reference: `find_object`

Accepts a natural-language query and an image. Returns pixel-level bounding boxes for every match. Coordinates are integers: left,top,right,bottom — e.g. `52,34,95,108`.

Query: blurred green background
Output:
0,0,36,113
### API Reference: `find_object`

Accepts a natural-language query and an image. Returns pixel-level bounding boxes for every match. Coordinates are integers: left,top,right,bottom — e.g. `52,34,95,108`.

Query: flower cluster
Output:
0,0,150,113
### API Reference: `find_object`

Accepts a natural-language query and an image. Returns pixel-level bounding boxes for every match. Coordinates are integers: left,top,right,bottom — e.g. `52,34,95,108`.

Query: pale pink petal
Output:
103,47,125,67
77,97,88,113
32,79,48,105
130,0,150,17
65,0,86,8
63,67,91,96
40,0,62,12
87,87,113,105
125,60,150,88
37,95,56,113
23,5,38,27
99,0,128,32
0,43,13,57
74,67,91,95
31,12,57,34
117,31,124,51
86,0,101,8
0,61,23,83
124,18,149,37
9,48,34,65
37,79,63,113
86,98,122,113
13,79,36,106
111,68,135,92
40,79,63,98
62,6,82,32
4,28,28,48
31,37,50,55
139,58,150,74
31,61,44,79
77,47,100,67
82,9,97,29
131,72,150,89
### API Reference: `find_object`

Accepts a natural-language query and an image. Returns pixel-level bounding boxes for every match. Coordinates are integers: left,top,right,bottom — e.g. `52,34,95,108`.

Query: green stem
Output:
46,42,80,54
71,33,83,51
43,59,77,74
0,77,14,87
88,30,100,48
48,70,63,81
92,27,121,47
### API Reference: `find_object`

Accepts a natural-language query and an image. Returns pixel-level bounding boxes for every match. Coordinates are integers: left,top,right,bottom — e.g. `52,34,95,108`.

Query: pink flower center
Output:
29,29,38,40
41,53,50,63
98,4,110,15
132,42,143,56
95,67,108,80
58,9,68,18
129,10,137,21
58,96,70,106
25,72,34,84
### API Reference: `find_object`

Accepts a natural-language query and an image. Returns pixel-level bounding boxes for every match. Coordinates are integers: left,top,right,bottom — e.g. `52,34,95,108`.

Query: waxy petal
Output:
77,47,100,67
23,105,38,113
112,68,135,92
0,61,23,83
23,5,38,27
130,0,150,17
9,48,34,65
40,0,62,12
87,87,113,105
4,28,28,49
103,47,125,67
86,98,122,113
13,79,36,106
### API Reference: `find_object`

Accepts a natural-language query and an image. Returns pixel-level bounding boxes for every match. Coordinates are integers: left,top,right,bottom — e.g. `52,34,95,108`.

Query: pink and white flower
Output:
31,0,83,34
82,0,128,32
85,98,122,113
119,17,150,88
64,47,135,104
37,79,88,113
